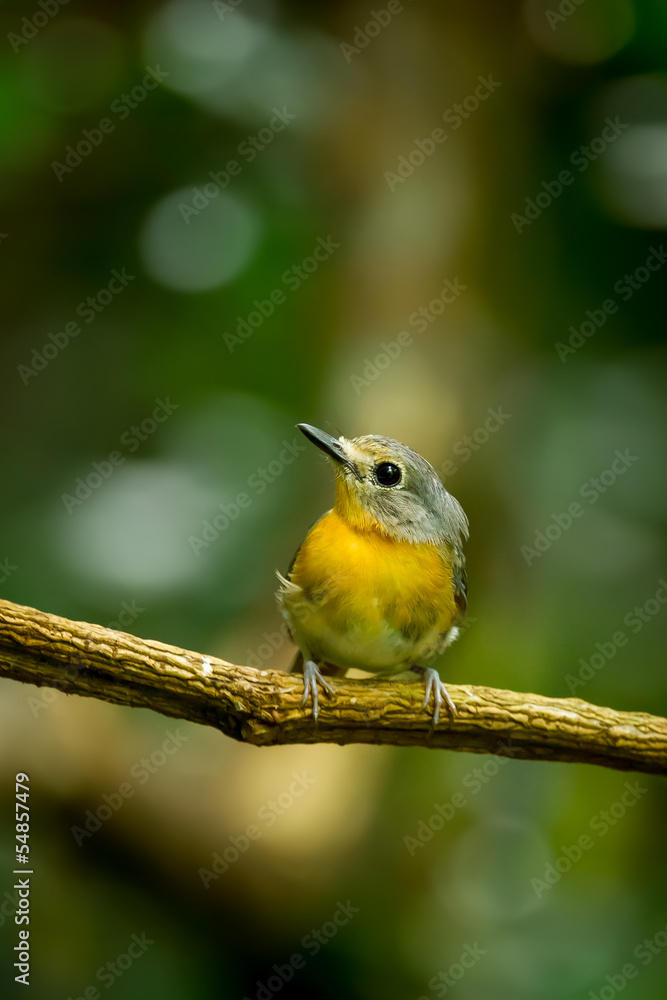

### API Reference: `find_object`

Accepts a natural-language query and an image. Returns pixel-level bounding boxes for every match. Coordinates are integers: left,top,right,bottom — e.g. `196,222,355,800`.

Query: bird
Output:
276,423,468,724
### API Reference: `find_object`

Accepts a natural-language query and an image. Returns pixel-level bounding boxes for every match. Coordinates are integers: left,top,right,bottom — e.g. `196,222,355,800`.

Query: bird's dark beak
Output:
297,423,362,480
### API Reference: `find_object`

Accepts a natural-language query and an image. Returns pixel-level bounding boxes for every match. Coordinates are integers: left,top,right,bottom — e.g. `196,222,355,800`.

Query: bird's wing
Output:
438,539,467,622
283,509,332,579
453,556,467,619
275,510,331,636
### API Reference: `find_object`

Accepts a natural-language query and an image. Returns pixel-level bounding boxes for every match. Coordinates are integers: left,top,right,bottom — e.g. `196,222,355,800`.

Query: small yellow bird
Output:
277,424,468,723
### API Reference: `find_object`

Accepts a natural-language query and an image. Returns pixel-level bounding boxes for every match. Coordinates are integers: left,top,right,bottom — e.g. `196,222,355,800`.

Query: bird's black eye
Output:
375,461,402,487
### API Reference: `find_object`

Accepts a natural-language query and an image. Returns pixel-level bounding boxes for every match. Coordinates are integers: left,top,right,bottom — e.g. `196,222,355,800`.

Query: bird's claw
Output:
302,659,335,721
418,666,457,726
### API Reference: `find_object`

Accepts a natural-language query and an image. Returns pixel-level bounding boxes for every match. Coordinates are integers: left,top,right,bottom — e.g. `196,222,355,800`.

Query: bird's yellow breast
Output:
282,510,457,672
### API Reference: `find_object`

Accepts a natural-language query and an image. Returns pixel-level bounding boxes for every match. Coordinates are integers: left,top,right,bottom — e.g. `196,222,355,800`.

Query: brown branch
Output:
0,598,665,775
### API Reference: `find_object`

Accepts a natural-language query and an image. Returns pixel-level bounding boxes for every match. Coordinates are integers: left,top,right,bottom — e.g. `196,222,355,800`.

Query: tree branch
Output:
0,598,665,775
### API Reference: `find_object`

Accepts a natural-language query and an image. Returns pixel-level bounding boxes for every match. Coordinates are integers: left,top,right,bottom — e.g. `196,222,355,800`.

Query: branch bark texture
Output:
0,598,665,775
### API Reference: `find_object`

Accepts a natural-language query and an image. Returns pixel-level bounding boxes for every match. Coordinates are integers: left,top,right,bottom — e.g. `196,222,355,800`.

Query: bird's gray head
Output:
297,423,468,545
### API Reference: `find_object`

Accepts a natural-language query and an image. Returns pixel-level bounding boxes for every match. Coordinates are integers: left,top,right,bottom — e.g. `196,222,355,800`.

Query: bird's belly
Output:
288,604,440,673
280,513,456,673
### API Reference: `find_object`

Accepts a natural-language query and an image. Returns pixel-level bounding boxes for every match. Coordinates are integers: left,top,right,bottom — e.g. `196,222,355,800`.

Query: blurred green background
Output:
1,0,667,996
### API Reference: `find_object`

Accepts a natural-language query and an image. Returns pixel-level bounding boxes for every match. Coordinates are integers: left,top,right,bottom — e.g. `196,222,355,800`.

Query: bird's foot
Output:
411,665,457,726
302,660,335,722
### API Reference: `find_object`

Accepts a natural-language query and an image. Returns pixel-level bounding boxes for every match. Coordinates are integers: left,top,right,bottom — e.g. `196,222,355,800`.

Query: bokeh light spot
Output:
55,462,206,590
144,0,343,126
601,123,667,227
139,187,261,291
143,0,271,101
523,0,635,65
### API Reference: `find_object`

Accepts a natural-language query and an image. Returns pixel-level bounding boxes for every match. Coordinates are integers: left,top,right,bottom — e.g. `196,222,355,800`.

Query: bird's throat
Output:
333,475,386,536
